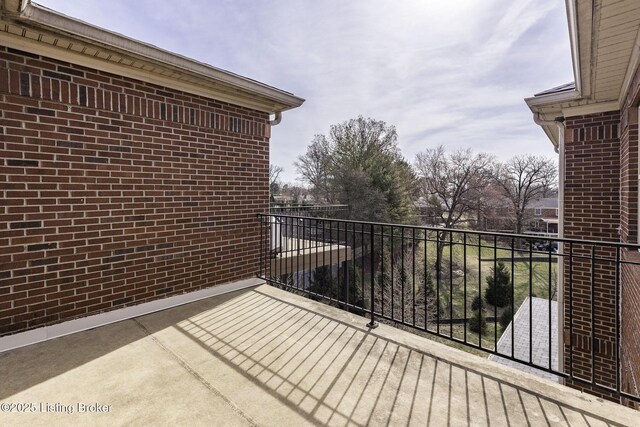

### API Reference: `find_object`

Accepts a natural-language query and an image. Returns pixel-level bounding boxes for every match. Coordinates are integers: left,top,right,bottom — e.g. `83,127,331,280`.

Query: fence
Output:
269,204,350,219
257,213,640,403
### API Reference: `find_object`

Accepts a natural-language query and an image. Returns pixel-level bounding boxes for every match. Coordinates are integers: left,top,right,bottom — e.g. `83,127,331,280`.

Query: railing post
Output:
259,214,263,278
615,245,621,394
367,223,378,329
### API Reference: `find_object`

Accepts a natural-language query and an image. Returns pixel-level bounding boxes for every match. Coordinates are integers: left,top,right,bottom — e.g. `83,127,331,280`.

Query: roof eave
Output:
565,0,582,95
524,89,581,149
524,89,581,108
8,0,304,114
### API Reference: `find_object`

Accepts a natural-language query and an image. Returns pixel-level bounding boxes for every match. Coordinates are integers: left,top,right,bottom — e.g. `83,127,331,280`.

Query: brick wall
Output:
619,62,640,407
619,108,638,244
621,250,640,407
563,111,620,401
0,46,270,335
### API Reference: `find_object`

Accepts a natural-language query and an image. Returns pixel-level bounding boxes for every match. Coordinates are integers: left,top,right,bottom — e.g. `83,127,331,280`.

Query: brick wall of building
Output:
532,208,558,218
0,46,270,336
619,109,638,244
619,62,640,407
563,111,620,401
621,249,640,407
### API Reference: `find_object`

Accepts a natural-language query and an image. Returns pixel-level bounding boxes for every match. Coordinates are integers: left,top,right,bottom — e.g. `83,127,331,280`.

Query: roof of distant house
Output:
413,197,446,210
527,197,558,209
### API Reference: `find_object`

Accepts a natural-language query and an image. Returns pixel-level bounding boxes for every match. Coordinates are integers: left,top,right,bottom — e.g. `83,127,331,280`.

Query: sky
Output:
39,0,573,183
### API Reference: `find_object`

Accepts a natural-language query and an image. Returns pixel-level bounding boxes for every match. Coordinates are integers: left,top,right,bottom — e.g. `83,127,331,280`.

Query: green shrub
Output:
471,295,481,311
499,305,514,329
469,310,487,334
484,262,512,307
308,265,363,308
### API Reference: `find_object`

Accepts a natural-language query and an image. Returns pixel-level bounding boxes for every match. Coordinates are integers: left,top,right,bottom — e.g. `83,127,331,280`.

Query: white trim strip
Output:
0,277,263,353
562,101,620,117
524,89,581,107
0,31,280,114
565,0,582,94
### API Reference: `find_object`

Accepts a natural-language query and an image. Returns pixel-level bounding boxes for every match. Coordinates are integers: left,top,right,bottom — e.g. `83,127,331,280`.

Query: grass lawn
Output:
389,233,558,350
276,227,559,362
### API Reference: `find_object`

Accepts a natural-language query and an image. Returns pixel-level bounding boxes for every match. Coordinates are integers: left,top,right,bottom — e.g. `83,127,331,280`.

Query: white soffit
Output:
562,101,620,117
572,0,640,105
529,0,640,128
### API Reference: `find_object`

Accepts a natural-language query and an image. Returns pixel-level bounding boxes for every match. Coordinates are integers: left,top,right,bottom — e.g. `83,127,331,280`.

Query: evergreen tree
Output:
499,305,514,329
296,116,416,224
308,266,335,298
308,264,363,309
484,262,511,307
469,309,487,334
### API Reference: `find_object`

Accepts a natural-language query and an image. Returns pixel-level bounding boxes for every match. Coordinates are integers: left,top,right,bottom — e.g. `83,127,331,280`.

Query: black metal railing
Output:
257,213,640,403
269,204,350,219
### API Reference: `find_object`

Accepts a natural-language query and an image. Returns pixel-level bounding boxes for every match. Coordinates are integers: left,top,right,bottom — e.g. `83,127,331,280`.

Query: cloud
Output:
39,0,573,182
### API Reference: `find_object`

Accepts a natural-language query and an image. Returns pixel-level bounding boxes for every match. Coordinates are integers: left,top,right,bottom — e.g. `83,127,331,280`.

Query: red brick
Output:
0,49,270,337
564,111,620,401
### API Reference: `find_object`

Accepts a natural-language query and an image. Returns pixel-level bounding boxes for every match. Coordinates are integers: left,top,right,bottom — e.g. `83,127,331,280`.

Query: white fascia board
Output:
526,92,620,119
524,105,560,149
524,95,567,149
524,89,582,108
562,101,620,117
565,0,582,94
0,30,288,113
16,1,304,112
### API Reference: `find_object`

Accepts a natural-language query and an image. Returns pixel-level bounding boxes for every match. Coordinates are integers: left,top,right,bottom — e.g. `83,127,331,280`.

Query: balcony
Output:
266,213,352,277
0,284,636,426
258,213,640,406
2,212,640,425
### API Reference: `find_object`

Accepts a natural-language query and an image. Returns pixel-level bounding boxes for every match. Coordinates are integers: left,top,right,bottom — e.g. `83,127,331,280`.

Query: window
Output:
535,208,542,216
555,208,559,217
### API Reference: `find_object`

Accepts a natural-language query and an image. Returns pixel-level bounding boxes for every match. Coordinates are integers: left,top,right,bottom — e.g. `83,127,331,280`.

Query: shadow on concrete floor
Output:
140,287,628,426
0,285,635,426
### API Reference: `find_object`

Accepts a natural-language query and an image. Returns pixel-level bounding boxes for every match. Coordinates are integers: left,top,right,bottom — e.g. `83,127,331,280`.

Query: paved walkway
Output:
489,297,559,382
0,284,638,426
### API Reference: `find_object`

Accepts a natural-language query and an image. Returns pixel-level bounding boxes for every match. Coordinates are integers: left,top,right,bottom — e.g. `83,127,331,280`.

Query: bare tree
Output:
375,245,440,326
492,155,557,234
474,181,513,231
414,146,493,270
278,182,308,205
414,146,494,229
269,164,284,195
294,135,334,203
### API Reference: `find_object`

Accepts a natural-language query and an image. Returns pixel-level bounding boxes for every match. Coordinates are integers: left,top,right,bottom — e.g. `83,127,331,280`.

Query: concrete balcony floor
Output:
0,284,637,426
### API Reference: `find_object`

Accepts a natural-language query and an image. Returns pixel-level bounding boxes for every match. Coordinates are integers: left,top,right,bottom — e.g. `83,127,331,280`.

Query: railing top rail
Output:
270,204,349,208
257,212,640,250
269,205,350,212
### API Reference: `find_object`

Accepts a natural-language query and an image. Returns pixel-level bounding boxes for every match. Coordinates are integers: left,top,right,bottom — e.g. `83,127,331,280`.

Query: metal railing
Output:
257,213,640,403
269,204,350,219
